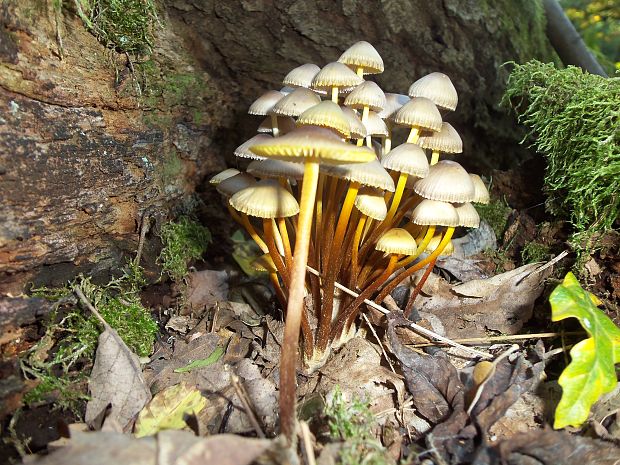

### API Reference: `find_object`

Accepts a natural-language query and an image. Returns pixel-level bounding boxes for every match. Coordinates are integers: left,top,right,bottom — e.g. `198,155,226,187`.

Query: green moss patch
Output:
475,198,513,240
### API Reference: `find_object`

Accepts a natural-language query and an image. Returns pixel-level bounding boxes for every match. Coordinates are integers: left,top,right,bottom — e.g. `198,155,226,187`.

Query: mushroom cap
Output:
321,159,395,191
338,41,384,75
216,172,257,198
279,86,297,95
271,87,322,117
344,81,387,112
377,93,409,119
354,188,388,220
454,202,480,228
235,134,272,160
417,122,463,154
364,110,389,137
341,107,368,139
229,179,300,218
381,143,429,178
251,254,277,273
283,63,321,88
376,228,417,255
210,168,240,185
410,199,460,227
469,174,490,205
257,116,296,135
408,72,458,111
393,97,443,132
414,160,475,202
247,158,305,180
296,101,351,138
248,90,285,116
311,62,364,90
425,233,454,256
249,126,375,165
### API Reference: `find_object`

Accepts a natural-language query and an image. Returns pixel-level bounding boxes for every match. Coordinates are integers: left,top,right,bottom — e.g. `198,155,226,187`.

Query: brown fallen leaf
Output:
174,434,273,465
184,269,229,314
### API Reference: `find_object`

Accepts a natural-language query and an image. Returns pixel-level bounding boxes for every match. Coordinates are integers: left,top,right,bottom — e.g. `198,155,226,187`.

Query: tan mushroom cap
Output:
338,41,384,75
341,107,368,139
354,189,388,220
414,160,475,202
210,168,240,185
410,199,460,227
235,134,272,160
321,159,395,191
251,254,278,273
271,87,321,117
376,228,417,255
469,174,490,205
248,90,285,116
249,126,375,165
344,81,387,112
247,158,305,180
381,143,429,178
417,122,463,154
393,97,443,132
257,116,296,135
216,172,257,198
229,179,300,218
408,72,458,111
377,93,409,119
283,63,321,88
454,202,480,228
364,110,389,137
425,233,454,256
311,62,364,91
296,101,351,138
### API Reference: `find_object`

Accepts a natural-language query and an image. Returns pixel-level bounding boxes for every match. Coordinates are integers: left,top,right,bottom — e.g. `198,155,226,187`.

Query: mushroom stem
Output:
384,172,409,226
272,219,286,257
430,150,440,165
269,271,287,309
279,161,320,443
270,114,280,138
263,219,290,287
350,215,368,284
355,66,364,78
403,256,437,318
277,217,293,272
331,86,339,104
383,124,393,155
237,211,269,254
406,127,420,144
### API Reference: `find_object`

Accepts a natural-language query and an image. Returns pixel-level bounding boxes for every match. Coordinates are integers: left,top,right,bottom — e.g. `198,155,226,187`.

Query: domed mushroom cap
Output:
417,122,463,154
376,228,417,255
377,93,409,119
249,126,375,165
251,253,278,273
247,158,305,180
230,179,300,218
338,41,384,75
344,81,387,111
364,111,389,137
296,101,351,138
248,90,285,116
311,62,364,91
210,168,240,185
283,63,321,88
341,107,368,139
271,88,321,117
410,199,460,227
425,233,454,256
257,116,296,135
408,72,458,111
381,143,429,178
321,159,395,191
235,134,272,160
414,160,475,202
469,174,490,205
454,202,480,228
354,188,388,220
393,97,442,132
216,172,257,198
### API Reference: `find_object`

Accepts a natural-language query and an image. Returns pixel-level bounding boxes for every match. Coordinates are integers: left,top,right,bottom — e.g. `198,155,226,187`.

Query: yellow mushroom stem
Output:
272,219,286,257
279,160,320,443
375,226,455,303
355,66,364,78
331,86,339,104
269,271,287,309
356,106,371,147
403,255,437,318
270,114,280,138
263,219,290,287
233,208,268,254
384,172,408,226
277,217,293,272
430,150,440,165
406,127,420,144
383,125,393,154
395,225,436,268
350,214,368,283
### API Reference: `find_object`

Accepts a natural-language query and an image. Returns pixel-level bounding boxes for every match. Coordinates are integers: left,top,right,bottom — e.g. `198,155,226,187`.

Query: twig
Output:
361,313,396,374
74,285,109,329
134,214,151,267
407,331,585,348
306,265,492,359
229,370,265,438
299,421,316,465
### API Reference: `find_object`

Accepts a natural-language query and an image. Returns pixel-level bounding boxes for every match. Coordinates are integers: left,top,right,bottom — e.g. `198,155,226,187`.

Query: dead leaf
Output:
174,434,272,465
85,328,151,432
185,269,229,313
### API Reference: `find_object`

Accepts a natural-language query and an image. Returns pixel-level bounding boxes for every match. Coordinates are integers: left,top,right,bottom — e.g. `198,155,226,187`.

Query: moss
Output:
157,216,211,282
521,241,551,264
503,61,620,260
475,198,513,240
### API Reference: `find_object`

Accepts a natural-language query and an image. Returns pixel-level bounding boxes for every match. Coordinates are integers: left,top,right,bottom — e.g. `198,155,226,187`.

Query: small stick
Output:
134,214,151,267
361,313,396,374
408,331,586,347
74,285,109,328
305,265,492,359
229,370,265,438
299,421,316,465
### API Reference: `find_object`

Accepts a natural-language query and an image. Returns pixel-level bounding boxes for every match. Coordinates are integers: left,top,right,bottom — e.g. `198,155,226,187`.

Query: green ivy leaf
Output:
549,272,620,429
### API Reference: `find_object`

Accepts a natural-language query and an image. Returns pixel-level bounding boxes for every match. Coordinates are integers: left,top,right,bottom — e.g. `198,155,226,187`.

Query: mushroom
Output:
249,90,285,137
344,81,386,145
408,72,458,112
417,122,463,165
377,93,409,154
393,96,443,143
283,63,321,89
338,40,384,77
469,174,490,204
311,62,364,103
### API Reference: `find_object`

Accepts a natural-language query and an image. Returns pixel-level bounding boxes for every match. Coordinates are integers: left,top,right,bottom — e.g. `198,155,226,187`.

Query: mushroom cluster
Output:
211,41,490,439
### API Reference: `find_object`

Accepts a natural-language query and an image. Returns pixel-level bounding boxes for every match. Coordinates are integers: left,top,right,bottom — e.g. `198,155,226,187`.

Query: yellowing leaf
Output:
549,272,620,429
134,382,207,437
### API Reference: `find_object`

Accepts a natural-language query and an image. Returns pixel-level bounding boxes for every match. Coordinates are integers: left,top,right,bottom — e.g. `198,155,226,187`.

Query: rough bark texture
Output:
0,0,557,292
